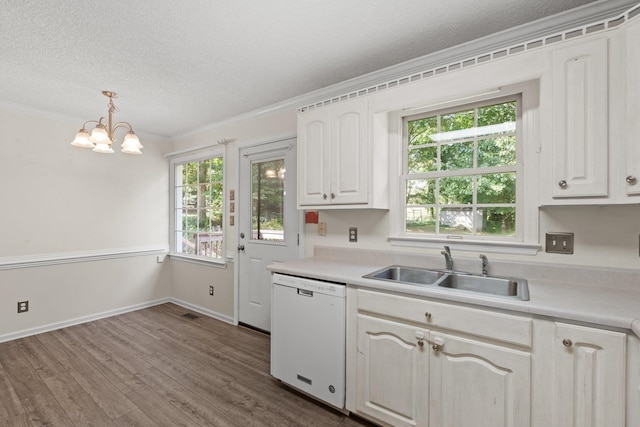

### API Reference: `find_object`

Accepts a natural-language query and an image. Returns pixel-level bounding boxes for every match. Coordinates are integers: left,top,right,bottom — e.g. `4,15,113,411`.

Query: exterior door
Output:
238,138,299,332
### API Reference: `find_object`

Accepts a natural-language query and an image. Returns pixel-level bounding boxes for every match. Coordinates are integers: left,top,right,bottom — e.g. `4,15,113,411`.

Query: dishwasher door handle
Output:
297,288,314,297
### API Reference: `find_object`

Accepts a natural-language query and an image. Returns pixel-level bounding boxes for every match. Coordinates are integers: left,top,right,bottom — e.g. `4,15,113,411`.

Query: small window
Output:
403,96,521,240
173,156,224,259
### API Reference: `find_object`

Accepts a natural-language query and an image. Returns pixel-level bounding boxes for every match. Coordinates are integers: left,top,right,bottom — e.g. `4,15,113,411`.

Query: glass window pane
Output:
476,207,516,236
179,232,196,255
408,147,437,173
197,209,209,232
252,159,285,242
477,173,516,204
439,176,473,204
183,209,197,231
441,109,474,134
184,162,198,185
478,101,516,127
406,207,436,233
406,179,435,205
440,207,473,235
182,185,197,208
478,136,516,168
408,116,437,146
441,141,473,170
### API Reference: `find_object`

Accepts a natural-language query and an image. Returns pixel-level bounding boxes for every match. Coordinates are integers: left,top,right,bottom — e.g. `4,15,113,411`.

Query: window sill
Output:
388,236,540,255
169,253,230,268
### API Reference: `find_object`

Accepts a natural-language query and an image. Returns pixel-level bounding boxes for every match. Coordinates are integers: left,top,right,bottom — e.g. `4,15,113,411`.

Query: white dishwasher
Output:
271,273,346,409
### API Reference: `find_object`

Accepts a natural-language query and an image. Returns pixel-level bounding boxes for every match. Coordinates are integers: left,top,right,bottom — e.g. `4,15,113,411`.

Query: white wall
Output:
0,106,171,341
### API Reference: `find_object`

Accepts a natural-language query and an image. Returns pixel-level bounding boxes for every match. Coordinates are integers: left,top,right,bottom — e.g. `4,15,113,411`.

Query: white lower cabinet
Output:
348,287,636,427
550,322,626,427
351,288,532,427
356,314,429,427
429,333,530,427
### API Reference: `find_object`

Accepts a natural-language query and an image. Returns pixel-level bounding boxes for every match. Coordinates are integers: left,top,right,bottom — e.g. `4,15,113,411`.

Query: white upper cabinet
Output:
551,37,608,199
297,98,388,209
545,16,640,204
623,17,640,196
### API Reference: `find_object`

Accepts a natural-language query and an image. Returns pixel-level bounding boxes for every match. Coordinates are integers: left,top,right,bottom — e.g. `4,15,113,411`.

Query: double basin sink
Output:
363,265,530,301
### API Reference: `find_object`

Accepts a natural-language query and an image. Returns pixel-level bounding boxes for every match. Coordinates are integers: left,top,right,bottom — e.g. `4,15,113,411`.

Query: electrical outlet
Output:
349,227,358,242
209,285,214,296
17,301,29,313
545,232,574,254
318,222,327,236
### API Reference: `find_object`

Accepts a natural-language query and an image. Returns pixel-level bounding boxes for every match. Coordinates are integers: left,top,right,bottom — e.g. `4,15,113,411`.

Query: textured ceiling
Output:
0,0,608,139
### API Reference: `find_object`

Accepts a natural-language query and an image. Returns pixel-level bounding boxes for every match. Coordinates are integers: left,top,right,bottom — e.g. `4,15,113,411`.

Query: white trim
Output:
169,253,230,268
169,298,235,325
0,246,169,271
0,297,171,343
388,236,540,255
0,297,236,344
297,1,640,113
170,1,639,142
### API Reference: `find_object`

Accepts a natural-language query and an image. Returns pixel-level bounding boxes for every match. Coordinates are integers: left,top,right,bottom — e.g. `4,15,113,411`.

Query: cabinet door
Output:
552,322,626,427
551,38,608,198
356,314,429,427
625,19,640,196
429,333,531,427
297,109,331,206
330,99,369,204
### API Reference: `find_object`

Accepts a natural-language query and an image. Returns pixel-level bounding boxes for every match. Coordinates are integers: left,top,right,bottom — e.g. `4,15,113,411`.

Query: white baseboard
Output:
168,298,235,325
0,297,236,344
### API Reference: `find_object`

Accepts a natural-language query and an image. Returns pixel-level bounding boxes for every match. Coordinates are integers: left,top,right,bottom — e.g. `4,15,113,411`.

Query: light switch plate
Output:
545,232,574,254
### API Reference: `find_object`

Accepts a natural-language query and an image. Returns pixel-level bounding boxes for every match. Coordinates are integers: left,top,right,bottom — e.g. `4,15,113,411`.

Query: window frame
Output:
387,81,541,255
169,147,226,265
402,94,523,241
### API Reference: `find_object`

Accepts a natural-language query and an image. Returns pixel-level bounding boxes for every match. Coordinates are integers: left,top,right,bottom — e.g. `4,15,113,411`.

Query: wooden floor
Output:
0,303,374,426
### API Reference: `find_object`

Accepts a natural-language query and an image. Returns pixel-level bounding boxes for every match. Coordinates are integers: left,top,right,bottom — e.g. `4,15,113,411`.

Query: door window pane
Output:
252,159,285,242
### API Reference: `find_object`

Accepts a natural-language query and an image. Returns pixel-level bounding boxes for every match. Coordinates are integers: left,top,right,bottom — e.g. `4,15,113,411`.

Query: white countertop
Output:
268,254,640,337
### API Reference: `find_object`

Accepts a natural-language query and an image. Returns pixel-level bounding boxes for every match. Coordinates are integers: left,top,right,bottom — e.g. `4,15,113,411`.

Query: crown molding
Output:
172,0,640,142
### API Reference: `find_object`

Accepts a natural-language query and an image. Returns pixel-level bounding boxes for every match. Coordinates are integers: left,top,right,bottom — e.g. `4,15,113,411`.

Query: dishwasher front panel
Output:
271,275,346,409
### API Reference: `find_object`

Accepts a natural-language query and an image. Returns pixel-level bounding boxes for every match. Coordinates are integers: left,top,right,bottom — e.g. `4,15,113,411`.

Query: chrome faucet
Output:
441,246,454,271
479,254,488,277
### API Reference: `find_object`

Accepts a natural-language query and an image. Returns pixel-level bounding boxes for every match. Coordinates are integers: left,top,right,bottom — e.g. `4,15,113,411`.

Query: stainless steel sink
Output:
363,265,447,286
438,274,529,300
363,265,529,301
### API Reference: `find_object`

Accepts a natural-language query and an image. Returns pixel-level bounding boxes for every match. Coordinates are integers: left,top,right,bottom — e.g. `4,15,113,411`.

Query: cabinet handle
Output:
417,340,424,347
322,193,327,200
424,312,432,320
562,338,573,347
330,193,336,199
558,180,568,188
626,176,637,184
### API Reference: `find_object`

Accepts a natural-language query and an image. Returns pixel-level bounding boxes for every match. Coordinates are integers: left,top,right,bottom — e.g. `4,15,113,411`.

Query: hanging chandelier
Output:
70,90,143,154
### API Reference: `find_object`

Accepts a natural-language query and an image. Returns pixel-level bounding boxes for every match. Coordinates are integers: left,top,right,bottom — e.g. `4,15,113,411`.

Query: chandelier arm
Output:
81,119,101,130
112,121,135,134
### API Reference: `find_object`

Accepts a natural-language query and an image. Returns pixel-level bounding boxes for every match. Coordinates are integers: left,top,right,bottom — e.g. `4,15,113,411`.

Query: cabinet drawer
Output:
356,288,532,347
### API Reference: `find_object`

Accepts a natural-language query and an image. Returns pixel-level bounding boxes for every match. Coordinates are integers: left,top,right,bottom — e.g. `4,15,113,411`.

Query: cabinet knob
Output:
626,176,637,184
425,312,432,320
417,340,424,347
432,336,445,352
330,193,336,199
558,180,568,188
322,193,327,200
562,338,573,348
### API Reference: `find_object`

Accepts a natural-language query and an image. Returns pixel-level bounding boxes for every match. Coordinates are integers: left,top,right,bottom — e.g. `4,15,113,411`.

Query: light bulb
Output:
121,132,143,154
70,129,94,148
92,142,114,154
89,125,110,144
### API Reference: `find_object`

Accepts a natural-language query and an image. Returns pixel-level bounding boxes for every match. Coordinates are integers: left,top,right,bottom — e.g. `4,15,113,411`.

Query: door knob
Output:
558,180,567,188
626,176,637,184
237,244,245,251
